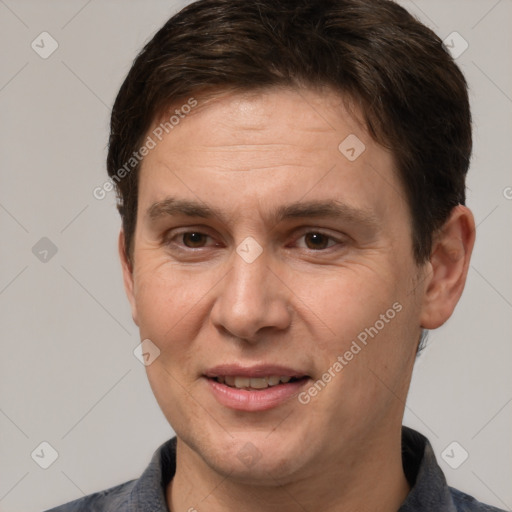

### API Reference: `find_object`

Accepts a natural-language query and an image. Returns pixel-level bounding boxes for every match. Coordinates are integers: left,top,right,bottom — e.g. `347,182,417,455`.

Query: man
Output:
47,0,505,510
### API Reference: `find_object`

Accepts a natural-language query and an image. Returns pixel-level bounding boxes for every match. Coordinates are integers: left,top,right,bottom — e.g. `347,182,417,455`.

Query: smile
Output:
204,366,310,411
214,375,303,389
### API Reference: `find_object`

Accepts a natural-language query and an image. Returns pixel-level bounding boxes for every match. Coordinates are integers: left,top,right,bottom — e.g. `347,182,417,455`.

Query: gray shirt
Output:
45,427,506,511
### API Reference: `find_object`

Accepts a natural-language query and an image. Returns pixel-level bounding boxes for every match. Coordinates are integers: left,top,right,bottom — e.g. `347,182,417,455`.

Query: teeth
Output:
216,376,298,389
234,376,250,388
247,377,268,389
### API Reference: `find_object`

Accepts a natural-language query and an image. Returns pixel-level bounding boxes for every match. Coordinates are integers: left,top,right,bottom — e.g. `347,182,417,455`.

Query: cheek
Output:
306,266,401,340
305,262,419,397
131,262,213,355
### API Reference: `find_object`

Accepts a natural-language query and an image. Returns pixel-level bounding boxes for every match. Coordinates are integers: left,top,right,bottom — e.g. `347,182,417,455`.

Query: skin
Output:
119,87,475,512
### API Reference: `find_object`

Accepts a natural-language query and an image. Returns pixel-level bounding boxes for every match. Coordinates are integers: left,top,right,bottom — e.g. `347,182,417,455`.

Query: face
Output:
121,87,428,484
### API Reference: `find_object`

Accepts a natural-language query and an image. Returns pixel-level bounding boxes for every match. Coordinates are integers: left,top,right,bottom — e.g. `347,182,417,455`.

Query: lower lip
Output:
205,377,309,412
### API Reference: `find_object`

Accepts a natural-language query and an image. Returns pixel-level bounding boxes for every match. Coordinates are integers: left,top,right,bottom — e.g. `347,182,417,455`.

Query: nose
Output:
210,245,292,343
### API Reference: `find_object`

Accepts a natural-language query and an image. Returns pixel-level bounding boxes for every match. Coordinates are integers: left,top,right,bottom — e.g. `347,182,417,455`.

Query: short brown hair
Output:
107,0,471,264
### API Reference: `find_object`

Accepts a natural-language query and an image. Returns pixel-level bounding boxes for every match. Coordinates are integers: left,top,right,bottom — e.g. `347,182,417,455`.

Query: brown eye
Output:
182,232,208,248
304,232,331,250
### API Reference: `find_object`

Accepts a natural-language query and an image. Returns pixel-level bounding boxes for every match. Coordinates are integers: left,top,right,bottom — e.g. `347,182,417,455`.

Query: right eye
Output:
163,229,222,252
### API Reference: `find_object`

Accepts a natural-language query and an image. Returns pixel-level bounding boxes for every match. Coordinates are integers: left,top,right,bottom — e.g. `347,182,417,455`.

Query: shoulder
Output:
44,437,177,511
450,487,507,512
43,479,136,511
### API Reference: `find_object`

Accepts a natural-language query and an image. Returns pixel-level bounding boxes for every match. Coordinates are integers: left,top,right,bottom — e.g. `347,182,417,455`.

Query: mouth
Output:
203,365,311,411
210,375,308,390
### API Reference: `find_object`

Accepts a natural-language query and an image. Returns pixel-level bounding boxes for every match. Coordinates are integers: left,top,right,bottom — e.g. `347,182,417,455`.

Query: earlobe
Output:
419,205,476,329
118,230,139,326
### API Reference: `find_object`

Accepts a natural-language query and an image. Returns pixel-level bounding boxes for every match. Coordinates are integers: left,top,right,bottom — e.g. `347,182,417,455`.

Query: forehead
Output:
156,87,363,153
138,87,406,225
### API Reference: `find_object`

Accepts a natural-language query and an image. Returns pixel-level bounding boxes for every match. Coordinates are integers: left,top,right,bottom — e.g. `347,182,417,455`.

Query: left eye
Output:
295,232,338,250
180,232,211,248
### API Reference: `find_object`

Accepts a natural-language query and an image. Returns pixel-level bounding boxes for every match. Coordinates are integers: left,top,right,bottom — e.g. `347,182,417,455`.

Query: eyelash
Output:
163,229,345,252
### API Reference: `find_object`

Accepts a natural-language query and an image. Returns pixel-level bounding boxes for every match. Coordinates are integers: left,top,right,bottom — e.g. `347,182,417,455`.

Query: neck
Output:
166,427,410,512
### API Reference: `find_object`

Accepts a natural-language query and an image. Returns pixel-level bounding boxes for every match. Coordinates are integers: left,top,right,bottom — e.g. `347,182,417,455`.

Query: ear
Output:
118,230,139,326
419,205,475,329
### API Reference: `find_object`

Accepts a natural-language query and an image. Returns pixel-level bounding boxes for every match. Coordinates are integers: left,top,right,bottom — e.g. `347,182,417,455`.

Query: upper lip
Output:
204,364,309,379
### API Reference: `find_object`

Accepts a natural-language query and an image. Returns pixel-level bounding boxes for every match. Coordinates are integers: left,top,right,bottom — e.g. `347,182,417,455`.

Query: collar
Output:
399,426,457,511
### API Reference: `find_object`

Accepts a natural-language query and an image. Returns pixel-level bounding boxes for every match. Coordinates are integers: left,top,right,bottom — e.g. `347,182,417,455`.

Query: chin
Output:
182,427,307,484
213,449,303,485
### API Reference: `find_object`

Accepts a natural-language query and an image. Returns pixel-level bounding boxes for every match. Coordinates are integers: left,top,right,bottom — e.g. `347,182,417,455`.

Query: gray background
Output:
0,1,511,511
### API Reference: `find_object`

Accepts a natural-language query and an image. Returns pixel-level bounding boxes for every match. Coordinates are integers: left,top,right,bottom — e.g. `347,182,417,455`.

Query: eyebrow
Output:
146,197,379,228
